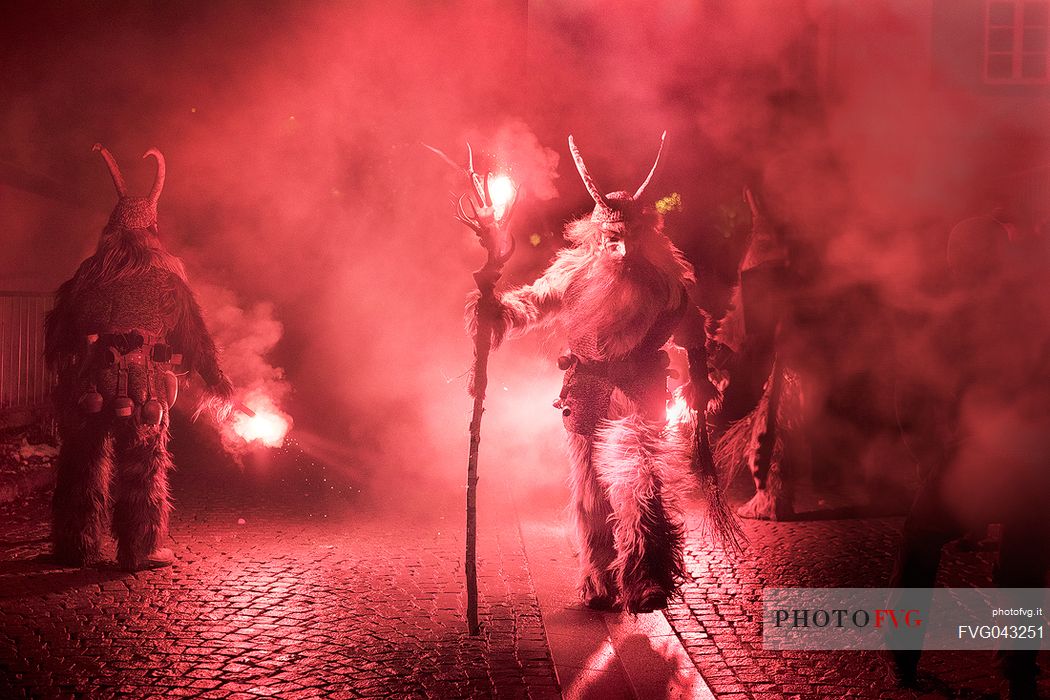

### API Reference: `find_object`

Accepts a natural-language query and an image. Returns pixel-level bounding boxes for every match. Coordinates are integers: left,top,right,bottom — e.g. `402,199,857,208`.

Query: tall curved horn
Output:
567,135,609,208
632,130,667,200
143,148,165,204
92,143,127,197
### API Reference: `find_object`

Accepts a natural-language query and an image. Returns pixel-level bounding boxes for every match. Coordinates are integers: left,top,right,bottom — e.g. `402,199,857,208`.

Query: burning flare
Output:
226,390,292,448
488,174,516,222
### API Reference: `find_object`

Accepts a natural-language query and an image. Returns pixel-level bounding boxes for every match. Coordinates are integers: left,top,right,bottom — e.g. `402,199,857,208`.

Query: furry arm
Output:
674,302,717,410
169,276,233,417
465,250,573,347
44,276,80,370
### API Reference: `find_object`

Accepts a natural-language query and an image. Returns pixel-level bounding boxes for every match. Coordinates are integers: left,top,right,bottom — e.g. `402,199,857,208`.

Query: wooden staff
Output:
463,237,507,636
428,143,518,635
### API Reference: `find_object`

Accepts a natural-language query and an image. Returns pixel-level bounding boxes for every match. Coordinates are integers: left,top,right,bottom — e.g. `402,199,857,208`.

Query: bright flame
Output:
489,174,515,221
230,394,292,448
666,389,691,427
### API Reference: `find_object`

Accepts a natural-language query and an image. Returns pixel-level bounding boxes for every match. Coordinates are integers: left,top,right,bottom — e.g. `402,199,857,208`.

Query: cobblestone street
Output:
1,441,1048,699
0,449,559,699
668,487,1050,700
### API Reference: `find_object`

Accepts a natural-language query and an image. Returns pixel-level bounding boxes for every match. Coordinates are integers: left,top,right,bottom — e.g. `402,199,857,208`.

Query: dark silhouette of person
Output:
888,216,1049,698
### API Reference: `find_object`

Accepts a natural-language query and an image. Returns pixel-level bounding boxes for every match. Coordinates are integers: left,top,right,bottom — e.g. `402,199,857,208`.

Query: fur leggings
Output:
52,412,172,570
567,413,686,611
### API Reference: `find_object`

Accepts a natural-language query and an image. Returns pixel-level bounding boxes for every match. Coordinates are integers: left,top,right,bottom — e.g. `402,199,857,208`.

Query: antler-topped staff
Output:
426,142,519,635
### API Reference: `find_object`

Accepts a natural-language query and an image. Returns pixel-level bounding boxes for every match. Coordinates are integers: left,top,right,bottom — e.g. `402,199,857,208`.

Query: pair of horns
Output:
568,130,666,206
92,143,165,203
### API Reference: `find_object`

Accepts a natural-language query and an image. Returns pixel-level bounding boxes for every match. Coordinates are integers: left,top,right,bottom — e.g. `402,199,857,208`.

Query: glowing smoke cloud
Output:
5,1,1047,507
195,282,293,452
468,120,561,203
230,389,291,448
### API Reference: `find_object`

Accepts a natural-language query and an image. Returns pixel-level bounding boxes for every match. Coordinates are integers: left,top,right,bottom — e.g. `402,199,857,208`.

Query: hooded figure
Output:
711,189,797,521
473,133,714,611
44,144,232,571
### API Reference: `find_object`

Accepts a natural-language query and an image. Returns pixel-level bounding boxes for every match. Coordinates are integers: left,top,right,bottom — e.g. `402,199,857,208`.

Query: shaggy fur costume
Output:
476,212,705,611
45,145,230,571
710,197,796,521
713,362,800,520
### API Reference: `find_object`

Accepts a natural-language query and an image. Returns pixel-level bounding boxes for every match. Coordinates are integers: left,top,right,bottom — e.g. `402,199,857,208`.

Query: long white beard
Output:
566,251,679,359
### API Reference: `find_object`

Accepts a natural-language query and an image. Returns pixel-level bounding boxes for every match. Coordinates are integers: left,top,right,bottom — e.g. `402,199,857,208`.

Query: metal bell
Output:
141,399,163,426
113,396,134,418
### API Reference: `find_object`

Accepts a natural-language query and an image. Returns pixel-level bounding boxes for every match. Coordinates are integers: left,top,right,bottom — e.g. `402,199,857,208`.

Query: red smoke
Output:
2,1,1048,505
194,282,293,453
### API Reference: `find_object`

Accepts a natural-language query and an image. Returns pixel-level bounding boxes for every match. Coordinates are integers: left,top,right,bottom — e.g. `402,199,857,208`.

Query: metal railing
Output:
0,292,54,414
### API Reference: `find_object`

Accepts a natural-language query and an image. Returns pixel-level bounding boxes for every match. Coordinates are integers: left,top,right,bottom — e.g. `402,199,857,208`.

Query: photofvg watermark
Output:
762,588,1048,650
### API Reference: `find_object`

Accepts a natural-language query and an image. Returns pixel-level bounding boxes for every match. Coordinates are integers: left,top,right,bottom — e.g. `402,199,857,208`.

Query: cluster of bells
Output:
78,390,168,425
77,364,177,426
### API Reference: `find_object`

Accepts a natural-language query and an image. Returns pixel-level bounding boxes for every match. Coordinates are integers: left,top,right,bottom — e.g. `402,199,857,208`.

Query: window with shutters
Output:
985,0,1050,83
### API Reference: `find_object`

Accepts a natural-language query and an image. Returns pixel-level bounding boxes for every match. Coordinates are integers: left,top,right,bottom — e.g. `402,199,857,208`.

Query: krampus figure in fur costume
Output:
44,144,232,571
712,190,798,521
474,133,714,612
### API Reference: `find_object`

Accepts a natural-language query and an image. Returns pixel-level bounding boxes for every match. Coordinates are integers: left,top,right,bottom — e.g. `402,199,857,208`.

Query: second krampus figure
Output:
45,144,232,571
475,134,713,612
